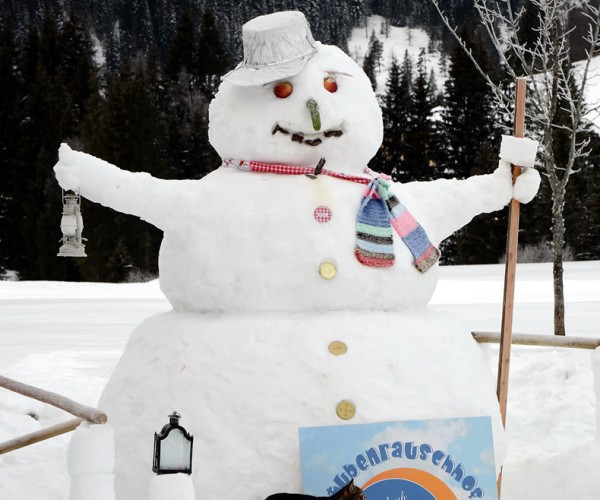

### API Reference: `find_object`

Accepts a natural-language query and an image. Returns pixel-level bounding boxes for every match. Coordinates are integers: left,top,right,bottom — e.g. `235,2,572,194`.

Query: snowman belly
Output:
157,174,439,313
99,310,504,500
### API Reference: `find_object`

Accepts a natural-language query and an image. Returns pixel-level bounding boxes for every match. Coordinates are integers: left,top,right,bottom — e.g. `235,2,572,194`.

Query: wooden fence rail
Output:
0,418,83,455
472,331,600,350
0,374,107,455
0,375,106,423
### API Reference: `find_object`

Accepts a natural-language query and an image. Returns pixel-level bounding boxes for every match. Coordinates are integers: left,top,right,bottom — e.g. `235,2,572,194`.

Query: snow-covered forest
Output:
1,0,599,283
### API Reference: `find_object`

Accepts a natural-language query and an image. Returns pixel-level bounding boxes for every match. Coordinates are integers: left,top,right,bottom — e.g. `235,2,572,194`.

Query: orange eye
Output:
324,77,338,93
274,82,293,98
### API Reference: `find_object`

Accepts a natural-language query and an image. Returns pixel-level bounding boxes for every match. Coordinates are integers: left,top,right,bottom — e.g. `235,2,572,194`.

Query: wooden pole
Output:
496,77,527,497
497,78,527,422
0,374,107,424
0,418,83,455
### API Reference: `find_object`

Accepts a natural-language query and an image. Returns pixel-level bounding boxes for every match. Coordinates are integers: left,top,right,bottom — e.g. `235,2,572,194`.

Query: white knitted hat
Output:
223,11,318,86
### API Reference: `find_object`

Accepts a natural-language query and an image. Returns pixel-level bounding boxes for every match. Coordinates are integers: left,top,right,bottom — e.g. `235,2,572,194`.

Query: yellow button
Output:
319,260,337,280
328,341,347,356
336,400,356,420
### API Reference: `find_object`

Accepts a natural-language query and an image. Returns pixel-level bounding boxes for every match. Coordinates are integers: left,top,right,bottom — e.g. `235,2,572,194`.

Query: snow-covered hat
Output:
223,11,318,86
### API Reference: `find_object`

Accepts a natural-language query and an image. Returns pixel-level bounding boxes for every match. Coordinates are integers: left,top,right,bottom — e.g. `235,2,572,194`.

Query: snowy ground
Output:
1,261,599,499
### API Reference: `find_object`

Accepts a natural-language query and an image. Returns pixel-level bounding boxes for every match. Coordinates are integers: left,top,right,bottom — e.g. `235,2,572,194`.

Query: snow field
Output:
0,261,599,498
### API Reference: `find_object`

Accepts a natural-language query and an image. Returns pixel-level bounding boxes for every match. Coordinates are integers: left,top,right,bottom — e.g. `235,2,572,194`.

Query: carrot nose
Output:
306,99,321,131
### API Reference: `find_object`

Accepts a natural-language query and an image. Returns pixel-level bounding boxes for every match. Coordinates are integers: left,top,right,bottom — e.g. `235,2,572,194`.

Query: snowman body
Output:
99,309,502,499
54,14,540,499
157,168,438,313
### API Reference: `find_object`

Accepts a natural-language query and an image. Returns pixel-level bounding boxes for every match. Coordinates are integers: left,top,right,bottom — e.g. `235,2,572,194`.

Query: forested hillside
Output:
1,0,599,282
0,0,463,69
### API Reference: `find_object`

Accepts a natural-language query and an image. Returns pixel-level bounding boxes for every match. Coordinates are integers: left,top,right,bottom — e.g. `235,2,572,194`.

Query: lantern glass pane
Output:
60,214,79,236
160,428,191,470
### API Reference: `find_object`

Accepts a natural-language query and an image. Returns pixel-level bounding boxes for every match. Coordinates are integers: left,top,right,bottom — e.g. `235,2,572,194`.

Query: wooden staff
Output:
496,77,527,497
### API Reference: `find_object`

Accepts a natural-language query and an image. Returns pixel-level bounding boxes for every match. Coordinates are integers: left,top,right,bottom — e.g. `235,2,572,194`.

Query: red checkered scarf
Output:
221,158,387,184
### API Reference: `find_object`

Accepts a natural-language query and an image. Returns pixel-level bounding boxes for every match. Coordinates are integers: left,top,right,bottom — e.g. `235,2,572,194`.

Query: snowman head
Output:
208,11,383,174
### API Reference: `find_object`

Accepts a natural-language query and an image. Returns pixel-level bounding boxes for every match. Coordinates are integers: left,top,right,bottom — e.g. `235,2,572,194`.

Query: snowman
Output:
54,11,540,500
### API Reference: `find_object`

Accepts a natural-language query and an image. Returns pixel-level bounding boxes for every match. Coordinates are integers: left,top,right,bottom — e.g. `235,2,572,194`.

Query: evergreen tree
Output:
162,7,225,184
196,8,229,98
363,52,377,91
375,54,402,178
400,50,413,90
441,26,495,179
39,14,61,76
374,52,412,181
166,9,195,80
404,48,436,181
59,10,97,131
3,25,37,276
21,25,40,85
164,70,218,180
105,20,122,71
567,133,600,260
0,19,20,274
362,30,383,91
163,8,224,181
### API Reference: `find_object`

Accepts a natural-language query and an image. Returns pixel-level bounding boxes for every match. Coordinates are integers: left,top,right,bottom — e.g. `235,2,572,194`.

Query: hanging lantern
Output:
153,411,194,475
57,190,87,258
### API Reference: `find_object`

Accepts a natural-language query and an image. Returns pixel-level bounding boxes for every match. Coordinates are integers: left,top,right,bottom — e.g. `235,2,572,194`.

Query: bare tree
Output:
431,0,600,335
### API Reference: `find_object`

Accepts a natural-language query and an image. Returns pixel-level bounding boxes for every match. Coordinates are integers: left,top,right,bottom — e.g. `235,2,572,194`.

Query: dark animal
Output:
265,480,366,500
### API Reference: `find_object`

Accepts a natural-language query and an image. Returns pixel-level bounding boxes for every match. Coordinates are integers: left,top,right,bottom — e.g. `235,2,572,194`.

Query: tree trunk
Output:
552,188,566,336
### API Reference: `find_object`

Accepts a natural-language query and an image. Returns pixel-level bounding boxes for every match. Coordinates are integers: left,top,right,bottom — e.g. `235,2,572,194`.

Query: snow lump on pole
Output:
53,10,540,499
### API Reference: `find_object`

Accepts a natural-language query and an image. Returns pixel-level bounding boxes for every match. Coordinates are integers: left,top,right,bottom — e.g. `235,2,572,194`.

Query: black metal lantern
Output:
153,411,193,475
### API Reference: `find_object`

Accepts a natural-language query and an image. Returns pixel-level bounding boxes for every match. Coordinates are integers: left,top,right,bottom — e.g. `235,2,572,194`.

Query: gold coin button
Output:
319,260,337,280
336,400,356,420
328,341,347,356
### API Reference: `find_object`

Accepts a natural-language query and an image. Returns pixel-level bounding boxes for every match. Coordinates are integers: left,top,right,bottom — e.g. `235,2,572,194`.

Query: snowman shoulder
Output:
156,168,233,225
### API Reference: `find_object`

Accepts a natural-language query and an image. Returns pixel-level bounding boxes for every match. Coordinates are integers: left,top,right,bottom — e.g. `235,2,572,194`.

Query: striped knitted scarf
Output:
356,178,440,272
222,159,440,272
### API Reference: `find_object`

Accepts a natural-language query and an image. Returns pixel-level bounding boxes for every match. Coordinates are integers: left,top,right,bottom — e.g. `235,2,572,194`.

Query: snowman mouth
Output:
272,124,344,147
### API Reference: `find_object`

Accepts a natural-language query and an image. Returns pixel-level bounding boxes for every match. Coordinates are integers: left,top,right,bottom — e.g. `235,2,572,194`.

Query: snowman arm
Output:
54,144,176,230
400,136,540,243
401,161,515,243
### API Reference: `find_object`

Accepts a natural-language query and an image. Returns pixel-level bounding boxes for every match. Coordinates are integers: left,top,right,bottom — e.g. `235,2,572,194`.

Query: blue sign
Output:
299,416,497,499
